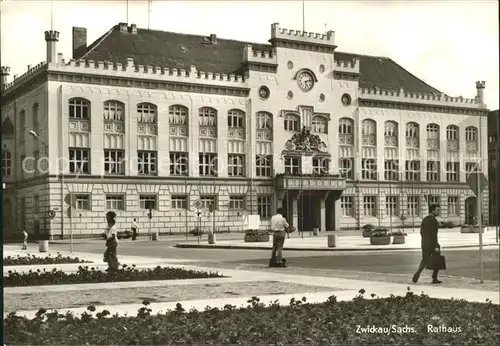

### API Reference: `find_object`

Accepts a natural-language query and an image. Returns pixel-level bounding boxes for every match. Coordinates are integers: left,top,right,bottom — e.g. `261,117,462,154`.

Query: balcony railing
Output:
275,173,346,190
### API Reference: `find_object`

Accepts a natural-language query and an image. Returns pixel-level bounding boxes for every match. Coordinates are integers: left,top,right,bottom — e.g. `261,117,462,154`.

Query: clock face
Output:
297,71,314,91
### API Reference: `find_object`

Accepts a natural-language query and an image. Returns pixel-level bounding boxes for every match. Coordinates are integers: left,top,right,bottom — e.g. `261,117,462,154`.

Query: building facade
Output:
1,23,490,239
488,109,500,226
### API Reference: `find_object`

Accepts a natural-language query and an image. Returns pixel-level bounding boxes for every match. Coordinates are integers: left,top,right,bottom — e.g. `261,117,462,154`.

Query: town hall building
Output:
1,22,490,239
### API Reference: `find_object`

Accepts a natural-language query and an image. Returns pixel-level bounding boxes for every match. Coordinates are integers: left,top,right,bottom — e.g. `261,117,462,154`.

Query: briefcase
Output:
426,254,447,270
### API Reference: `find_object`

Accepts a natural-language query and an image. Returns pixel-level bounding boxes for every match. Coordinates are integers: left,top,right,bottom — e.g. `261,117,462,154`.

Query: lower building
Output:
488,109,500,226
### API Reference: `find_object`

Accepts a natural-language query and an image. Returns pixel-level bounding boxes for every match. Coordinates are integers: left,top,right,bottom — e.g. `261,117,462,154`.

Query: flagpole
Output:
478,117,484,283
126,0,129,23
377,171,381,227
302,1,305,32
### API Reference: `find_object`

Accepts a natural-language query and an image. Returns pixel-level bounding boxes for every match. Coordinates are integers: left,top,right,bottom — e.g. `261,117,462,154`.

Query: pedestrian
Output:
131,218,138,240
413,204,442,284
103,211,120,271
269,207,289,267
21,229,28,250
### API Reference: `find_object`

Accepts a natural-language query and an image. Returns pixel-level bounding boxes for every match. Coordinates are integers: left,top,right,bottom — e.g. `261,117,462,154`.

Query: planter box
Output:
362,230,373,238
392,235,406,244
244,233,270,243
208,233,216,244
460,227,484,234
370,235,391,245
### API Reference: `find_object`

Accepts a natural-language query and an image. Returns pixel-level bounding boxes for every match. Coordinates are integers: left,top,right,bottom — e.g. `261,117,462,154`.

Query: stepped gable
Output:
79,24,441,95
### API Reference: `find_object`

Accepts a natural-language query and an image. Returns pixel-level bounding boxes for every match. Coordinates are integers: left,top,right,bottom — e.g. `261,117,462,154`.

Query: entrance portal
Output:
465,197,477,225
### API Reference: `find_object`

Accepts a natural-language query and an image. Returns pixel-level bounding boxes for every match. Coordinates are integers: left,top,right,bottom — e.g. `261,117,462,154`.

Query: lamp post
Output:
29,130,49,241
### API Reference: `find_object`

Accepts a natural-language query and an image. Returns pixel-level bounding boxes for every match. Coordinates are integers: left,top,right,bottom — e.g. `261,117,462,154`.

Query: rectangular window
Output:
256,155,272,177
170,152,188,176
384,160,399,181
284,115,300,132
200,195,217,210
199,153,217,176
171,195,188,209
361,159,377,180
340,196,354,216
465,162,478,173
139,195,157,210
2,150,11,176
407,196,420,216
284,156,301,174
447,196,459,216
428,195,440,208
33,195,39,214
385,196,399,217
363,196,377,216
104,150,125,175
69,148,90,174
257,195,272,219
106,195,124,210
312,157,329,175
228,154,245,177
138,151,157,175
446,162,459,182
405,160,421,181
340,158,354,179
75,194,91,210
229,196,245,210
426,161,440,181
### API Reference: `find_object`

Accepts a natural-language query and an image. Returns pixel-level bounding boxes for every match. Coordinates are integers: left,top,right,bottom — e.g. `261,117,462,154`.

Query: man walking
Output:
269,207,289,267
21,228,28,250
413,204,442,284
131,218,138,240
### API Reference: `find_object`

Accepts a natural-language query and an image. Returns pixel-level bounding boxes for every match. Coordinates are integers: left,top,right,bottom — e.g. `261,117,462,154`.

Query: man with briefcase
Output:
412,204,446,284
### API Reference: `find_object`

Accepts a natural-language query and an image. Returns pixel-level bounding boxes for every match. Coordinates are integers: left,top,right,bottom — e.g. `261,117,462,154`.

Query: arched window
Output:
227,109,245,128
199,107,217,127
284,113,300,132
138,103,158,123
104,100,125,121
19,110,26,142
2,150,11,176
339,118,354,145
256,111,273,141
311,115,327,134
169,105,188,138
69,98,90,119
406,122,419,148
32,103,39,134
384,121,398,147
426,123,439,149
361,119,376,146
446,125,459,141
465,126,477,142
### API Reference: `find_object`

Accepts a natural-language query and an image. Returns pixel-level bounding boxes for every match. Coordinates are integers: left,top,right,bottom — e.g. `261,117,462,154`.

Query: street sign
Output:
48,210,56,219
193,199,203,210
466,172,488,197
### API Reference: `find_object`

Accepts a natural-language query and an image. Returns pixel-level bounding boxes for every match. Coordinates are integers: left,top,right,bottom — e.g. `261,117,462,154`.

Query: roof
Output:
80,24,441,95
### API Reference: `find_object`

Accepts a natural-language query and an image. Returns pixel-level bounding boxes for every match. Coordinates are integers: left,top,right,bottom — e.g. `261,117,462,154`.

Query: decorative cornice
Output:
244,63,277,74
359,99,487,116
268,39,336,53
47,71,250,98
334,71,359,82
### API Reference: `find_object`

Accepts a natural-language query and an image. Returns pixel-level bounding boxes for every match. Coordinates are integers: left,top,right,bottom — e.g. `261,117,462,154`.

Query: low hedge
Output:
3,253,91,266
3,289,498,345
4,265,224,287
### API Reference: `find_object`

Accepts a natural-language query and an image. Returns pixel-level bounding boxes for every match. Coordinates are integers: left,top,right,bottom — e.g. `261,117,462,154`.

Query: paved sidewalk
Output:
176,228,500,251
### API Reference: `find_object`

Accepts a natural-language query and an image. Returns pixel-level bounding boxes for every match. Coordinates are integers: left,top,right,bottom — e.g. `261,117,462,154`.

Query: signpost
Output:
466,169,488,284
193,199,203,244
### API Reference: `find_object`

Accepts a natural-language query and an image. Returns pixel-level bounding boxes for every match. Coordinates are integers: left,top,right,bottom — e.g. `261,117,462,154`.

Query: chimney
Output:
210,34,217,44
476,81,486,106
57,53,63,64
1,66,10,90
44,30,60,64
118,22,128,33
72,27,87,59
130,24,137,34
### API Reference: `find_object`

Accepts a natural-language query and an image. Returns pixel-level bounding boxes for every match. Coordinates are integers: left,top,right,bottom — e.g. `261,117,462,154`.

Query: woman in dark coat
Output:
103,211,119,271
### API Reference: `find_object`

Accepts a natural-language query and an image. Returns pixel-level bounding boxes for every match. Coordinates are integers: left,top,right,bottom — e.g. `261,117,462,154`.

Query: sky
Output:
1,0,498,110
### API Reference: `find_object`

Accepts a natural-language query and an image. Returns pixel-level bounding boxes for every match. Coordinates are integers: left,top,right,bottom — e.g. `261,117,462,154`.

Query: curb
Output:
174,243,499,251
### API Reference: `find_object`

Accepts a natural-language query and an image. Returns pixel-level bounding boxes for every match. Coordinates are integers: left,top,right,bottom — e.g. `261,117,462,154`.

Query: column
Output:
334,198,341,230
320,198,326,232
292,196,298,230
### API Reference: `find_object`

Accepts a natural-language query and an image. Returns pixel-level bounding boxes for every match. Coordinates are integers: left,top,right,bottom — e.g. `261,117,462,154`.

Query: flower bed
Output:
460,225,485,233
370,228,391,245
3,253,91,266
3,290,498,345
244,230,270,242
4,265,224,287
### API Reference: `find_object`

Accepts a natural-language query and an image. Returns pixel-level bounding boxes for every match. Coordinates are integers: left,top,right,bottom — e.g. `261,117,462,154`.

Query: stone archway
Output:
465,196,477,225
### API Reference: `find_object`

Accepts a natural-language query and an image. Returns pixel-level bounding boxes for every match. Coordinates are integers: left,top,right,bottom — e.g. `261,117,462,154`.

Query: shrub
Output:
3,291,499,345
391,229,407,236
371,228,390,237
190,228,204,236
4,265,224,287
3,253,91,266
362,224,375,231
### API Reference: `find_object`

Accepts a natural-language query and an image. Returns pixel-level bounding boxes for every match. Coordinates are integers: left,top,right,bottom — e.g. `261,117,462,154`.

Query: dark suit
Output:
414,214,440,280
